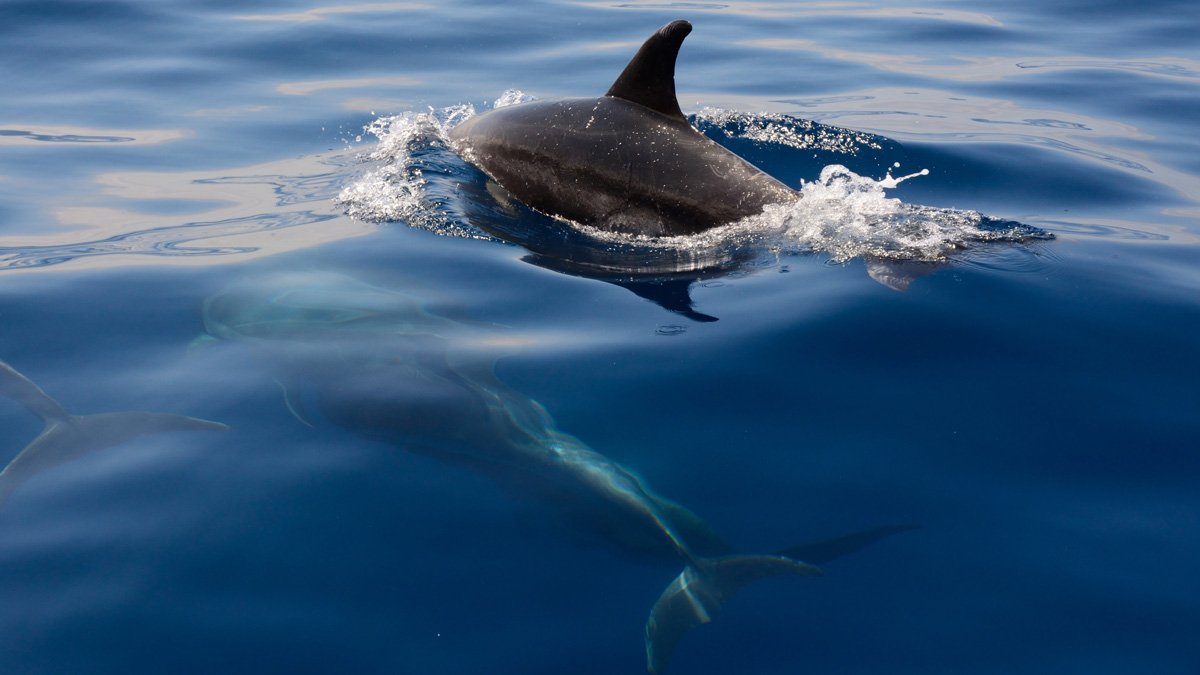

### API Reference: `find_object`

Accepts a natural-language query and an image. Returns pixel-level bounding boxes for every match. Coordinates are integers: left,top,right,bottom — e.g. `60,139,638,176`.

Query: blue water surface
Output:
2,1,1198,674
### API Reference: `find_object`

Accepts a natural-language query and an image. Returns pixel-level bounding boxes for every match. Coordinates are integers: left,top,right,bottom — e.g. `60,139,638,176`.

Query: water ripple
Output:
0,211,337,270
1041,220,1172,241
909,131,1153,173
0,125,185,146
0,129,135,144
1015,59,1200,80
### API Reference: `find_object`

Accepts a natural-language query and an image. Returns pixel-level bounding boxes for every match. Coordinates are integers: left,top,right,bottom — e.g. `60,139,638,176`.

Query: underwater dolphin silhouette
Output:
198,272,913,673
449,19,796,237
0,359,228,507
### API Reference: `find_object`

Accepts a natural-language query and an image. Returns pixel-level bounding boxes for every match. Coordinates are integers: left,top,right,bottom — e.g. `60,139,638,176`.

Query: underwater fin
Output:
645,554,821,674
605,20,691,121
276,379,315,428
865,259,939,292
0,359,68,424
2,359,228,509
775,524,918,565
613,278,718,323
187,333,220,354
81,410,231,435
0,410,228,508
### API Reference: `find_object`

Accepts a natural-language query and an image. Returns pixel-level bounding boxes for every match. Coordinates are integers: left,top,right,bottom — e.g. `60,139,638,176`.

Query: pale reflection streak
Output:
233,2,432,23
277,76,421,96
741,39,1200,83
187,105,271,118
0,154,377,273
531,40,642,60
1016,59,1200,80
572,1,1001,25
776,87,1147,140
339,97,413,112
744,40,1018,82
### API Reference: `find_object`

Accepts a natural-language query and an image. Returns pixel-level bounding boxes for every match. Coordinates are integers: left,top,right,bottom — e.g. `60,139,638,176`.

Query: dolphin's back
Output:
449,18,796,237
450,96,795,236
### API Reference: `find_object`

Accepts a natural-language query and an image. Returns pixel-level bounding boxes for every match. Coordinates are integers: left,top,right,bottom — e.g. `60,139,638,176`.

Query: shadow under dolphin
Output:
198,270,910,672
0,359,229,508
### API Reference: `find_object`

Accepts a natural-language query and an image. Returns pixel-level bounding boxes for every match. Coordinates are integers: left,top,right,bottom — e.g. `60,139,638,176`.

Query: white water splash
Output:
694,107,882,154
493,89,537,108
772,164,1005,262
334,104,474,228
767,163,998,262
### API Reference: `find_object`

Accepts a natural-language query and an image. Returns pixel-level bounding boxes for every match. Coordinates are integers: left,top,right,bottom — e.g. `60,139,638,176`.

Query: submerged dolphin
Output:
199,272,907,672
450,20,796,237
0,359,228,507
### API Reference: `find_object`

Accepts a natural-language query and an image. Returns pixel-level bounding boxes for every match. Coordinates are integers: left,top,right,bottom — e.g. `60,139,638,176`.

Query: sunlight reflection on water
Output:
0,154,376,273
572,1,1002,25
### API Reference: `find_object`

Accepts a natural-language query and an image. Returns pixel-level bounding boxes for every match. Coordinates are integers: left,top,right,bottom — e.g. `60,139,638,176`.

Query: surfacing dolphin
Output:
450,19,797,237
199,272,908,673
0,359,228,507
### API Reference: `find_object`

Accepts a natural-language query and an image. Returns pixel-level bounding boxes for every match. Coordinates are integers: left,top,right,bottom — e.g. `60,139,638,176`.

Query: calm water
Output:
2,1,1199,673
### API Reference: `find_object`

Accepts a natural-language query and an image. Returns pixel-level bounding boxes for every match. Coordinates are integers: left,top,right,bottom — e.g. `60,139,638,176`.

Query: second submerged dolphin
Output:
449,20,797,237
0,359,228,507
198,272,917,673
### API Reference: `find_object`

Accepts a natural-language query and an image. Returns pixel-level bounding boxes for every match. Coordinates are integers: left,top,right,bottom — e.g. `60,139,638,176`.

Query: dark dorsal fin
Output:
605,20,691,121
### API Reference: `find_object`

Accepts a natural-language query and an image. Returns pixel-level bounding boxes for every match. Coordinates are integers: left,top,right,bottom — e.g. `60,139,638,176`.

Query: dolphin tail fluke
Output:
645,554,822,674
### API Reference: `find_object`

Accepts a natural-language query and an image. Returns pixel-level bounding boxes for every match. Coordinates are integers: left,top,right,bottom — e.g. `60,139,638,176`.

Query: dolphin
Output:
449,20,797,237
0,359,228,507
198,272,910,672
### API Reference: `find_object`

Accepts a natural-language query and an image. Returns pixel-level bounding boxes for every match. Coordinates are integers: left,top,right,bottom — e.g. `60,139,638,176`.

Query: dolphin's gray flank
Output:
0,359,228,507
449,20,798,237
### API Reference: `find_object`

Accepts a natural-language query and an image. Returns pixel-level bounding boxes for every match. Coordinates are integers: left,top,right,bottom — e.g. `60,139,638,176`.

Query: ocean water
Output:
1,1,1198,673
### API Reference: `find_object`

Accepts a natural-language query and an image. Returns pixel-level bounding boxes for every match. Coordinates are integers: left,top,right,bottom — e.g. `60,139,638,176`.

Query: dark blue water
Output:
2,1,1198,673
